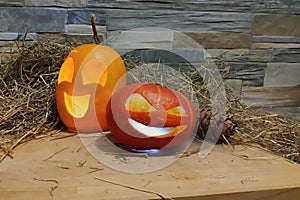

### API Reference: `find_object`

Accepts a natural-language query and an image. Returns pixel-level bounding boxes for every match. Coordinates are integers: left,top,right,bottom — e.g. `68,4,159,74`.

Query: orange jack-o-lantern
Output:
106,83,197,149
56,44,126,132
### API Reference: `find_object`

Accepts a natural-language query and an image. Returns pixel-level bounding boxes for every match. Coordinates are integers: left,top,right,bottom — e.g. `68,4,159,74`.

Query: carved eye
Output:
167,106,187,116
57,56,74,85
125,93,156,112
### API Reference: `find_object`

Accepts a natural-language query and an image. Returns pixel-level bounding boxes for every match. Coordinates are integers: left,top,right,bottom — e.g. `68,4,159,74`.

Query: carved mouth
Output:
128,118,186,138
64,92,90,118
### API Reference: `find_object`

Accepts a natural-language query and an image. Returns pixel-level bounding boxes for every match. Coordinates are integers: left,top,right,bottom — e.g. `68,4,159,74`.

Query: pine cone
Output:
197,106,236,143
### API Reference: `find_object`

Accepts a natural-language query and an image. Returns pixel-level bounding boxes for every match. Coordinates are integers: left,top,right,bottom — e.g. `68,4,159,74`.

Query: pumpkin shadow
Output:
94,133,194,157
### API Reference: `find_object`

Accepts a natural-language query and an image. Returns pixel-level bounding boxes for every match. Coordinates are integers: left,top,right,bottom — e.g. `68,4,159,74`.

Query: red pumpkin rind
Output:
56,44,126,133
106,83,197,149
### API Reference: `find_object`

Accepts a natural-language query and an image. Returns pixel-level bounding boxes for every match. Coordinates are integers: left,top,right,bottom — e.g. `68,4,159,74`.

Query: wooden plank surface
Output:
0,134,300,199
242,85,300,107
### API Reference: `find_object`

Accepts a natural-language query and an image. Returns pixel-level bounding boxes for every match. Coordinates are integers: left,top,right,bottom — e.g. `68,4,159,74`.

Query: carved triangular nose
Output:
148,104,167,127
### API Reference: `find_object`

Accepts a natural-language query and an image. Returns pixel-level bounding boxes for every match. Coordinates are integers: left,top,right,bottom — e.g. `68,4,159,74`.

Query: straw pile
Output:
0,41,71,161
0,40,299,163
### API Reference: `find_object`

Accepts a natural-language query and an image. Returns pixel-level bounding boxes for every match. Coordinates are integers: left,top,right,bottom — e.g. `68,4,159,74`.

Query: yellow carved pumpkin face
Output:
56,44,126,132
106,83,197,149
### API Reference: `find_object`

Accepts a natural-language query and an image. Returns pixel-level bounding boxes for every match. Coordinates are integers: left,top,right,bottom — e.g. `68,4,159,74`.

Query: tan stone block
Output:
181,32,251,49
0,0,22,6
253,14,300,36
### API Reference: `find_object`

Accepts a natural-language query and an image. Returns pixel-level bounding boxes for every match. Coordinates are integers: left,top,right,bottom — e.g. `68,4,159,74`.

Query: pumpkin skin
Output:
106,83,197,149
56,44,126,132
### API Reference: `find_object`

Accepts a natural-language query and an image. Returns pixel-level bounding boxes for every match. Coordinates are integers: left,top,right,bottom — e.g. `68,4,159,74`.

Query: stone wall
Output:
0,0,299,87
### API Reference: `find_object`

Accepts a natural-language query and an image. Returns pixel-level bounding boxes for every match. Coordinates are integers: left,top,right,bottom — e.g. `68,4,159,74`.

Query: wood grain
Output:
1,134,300,199
242,85,300,107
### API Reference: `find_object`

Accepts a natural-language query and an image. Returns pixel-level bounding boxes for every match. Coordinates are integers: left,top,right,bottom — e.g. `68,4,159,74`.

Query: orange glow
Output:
64,92,90,118
125,93,156,112
57,57,74,84
81,59,108,87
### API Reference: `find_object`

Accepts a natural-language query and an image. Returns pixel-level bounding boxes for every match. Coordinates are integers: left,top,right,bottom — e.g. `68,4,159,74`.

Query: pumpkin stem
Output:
90,14,101,44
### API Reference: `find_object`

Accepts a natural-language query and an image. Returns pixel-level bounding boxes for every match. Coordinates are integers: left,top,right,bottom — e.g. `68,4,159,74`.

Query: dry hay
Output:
0,41,71,161
0,40,299,163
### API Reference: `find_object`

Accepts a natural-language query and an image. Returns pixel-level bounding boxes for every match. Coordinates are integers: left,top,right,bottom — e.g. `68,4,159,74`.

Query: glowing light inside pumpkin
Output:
128,118,176,137
64,92,90,118
167,106,187,115
57,56,74,85
125,94,156,112
128,148,160,153
81,59,108,87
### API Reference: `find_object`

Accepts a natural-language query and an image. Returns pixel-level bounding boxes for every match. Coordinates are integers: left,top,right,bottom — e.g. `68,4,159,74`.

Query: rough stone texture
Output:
67,9,106,25
253,14,300,36
251,0,300,14
24,0,86,7
68,8,252,33
252,43,300,49
108,29,174,50
264,63,300,86
208,49,274,63
181,32,251,49
172,31,206,49
272,49,300,63
65,25,106,35
105,10,252,33
88,0,300,14
120,49,205,64
0,32,36,41
226,62,267,86
0,1,299,89
87,0,252,12
252,36,300,43
0,41,16,47
206,49,270,86
0,7,66,33
0,0,22,6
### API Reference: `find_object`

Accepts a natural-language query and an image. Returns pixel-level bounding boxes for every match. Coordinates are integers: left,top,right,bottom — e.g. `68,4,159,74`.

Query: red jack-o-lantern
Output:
56,44,126,132
106,83,197,149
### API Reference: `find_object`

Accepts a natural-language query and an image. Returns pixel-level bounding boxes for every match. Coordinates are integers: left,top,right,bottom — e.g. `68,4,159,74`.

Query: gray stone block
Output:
207,49,274,63
120,49,205,64
105,9,252,33
88,0,299,14
252,36,300,43
0,7,66,33
65,24,106,39
107,29,173,50
251,0,300,14
87,0,252,12
67,9,106,25
225,62,267,86
24,0,86,7
0,32,36,41
264,63,300,86
272,49,300,63
251,43,300,49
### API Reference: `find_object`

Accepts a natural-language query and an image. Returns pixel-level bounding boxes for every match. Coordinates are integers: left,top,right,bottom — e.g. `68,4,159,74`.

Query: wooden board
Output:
242,85,300,107
1,134,300,200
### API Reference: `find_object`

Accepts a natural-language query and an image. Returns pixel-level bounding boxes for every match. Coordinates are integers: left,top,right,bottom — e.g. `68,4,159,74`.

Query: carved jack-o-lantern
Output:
106,83,197,149
56,44,126,132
